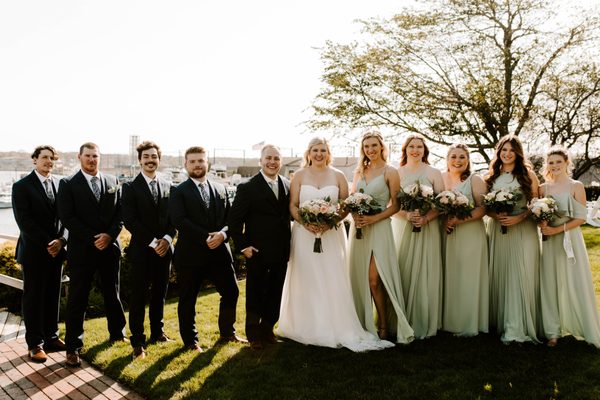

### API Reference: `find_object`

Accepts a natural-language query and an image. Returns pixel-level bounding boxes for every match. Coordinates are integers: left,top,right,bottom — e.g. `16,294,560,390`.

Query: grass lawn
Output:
75,227,600,400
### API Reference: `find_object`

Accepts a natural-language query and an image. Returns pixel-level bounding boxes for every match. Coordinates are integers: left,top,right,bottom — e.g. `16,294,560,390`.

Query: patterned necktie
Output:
43,179,55,204
198,182,210,208
91,176,101,202
150,180,158,204
269,180,278,199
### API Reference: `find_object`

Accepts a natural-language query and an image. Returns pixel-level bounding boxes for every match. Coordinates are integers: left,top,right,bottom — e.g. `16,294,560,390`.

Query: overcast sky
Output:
0,0,415,157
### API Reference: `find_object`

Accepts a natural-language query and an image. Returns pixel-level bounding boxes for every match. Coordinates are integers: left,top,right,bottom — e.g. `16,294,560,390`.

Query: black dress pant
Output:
176,251,239,346
21,258,63,350
245,256,287,342
128,249,171,348
65,251,126,353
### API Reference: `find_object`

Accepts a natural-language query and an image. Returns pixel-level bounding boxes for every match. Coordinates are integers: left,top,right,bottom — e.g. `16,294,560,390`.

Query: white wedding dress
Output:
277,185,394,352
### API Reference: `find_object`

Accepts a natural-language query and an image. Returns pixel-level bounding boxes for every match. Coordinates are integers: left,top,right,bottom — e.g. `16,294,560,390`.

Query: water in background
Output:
0,171,28,238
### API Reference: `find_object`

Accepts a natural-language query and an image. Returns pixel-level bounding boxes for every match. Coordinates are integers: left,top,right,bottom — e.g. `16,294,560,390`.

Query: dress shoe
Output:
109,337,130,344
263,331,279,345
219,334,248,344
65,352,81,367
249,340,264,350
132,346,146,360
44,338,67,352
29,346,47,363
186,343,204,353
149,333,173,343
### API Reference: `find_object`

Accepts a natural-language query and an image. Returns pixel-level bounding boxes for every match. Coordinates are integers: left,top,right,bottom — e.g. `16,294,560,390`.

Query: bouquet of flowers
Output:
483,188,522,234
343,189,383,239
528,196,560,241
298,196,340,252
397,182,434,232
433,190,474,234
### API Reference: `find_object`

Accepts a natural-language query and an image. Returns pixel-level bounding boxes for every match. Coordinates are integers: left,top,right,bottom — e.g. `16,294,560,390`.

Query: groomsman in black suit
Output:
229,144,291,350
12,146,67,363
169,146,245,352
122,141,175,359
57,142,127,367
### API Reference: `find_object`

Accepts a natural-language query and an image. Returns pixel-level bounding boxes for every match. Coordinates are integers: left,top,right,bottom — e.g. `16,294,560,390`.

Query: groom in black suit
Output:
169,146,244,352
57,142,127,367
229,144,291,349
12,145,67,363
122,141,176,359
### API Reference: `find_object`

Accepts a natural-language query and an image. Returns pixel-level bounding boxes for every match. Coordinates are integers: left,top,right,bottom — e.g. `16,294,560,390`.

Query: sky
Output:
0,0,414,158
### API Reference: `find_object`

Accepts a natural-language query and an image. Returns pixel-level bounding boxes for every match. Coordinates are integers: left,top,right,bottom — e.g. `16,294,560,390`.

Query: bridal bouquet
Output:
397,182,434,232
298,196,340,253
433,190,474,234
483,188,522,234
528,196,560,241
343,189,383,239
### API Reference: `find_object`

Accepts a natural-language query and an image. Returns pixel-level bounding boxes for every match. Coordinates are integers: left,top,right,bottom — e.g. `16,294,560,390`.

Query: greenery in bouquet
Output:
433,190,474,233
483,188,522,234
397,182,434,232
343,189,383,239
528,196,561,241
298,196,340,252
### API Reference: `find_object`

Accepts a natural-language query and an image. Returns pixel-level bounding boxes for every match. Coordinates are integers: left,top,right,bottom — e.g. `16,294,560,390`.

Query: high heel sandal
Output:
547,338,558,347
377,328,388,340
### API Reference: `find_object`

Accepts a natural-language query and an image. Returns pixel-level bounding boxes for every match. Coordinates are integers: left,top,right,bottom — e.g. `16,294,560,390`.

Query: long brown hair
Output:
446,143,471,182
356,128,388,176
400,134,430,166
485,135,533,200
302,137,332,167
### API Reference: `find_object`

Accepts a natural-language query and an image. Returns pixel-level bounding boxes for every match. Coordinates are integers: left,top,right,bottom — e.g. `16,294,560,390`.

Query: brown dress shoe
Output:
29,346,48,363
44,338,67,352
263,331,279,345
249,340,264,350
219,335,248,344
65,352,81,367
132,346,146,360
149,333,173,343
186,343,204,353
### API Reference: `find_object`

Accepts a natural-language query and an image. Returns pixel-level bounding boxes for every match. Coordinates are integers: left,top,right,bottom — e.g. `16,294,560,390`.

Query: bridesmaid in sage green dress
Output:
538,147,600,348
485,135,540,344
349,130,414,344
393,134,444,339
441,144,489,336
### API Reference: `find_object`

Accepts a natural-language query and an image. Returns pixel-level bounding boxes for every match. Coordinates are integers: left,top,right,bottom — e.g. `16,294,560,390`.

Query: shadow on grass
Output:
190,332,600,400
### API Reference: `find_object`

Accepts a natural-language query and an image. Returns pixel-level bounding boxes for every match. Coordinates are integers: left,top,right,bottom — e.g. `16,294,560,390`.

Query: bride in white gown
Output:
277,137,394,352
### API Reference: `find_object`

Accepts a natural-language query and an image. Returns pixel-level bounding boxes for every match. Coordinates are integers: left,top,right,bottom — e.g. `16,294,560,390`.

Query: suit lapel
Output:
30,172,54,210
257,174,279,206
136,174,157,207
75,171,99,205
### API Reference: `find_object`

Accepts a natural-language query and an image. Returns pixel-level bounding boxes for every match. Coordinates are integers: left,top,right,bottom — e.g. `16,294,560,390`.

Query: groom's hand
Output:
241,246,259,258
206,232,225,249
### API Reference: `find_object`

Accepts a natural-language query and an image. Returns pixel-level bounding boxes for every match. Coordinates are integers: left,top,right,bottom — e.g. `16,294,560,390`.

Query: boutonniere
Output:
107,185,120,194
163,190,170,198
218,190,226,200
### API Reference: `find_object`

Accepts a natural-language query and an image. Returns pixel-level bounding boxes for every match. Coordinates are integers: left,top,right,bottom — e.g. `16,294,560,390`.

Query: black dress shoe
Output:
109,337,130,344
186,343,204,353
249,340,264,350
44,338,67,352
29,346,48,363
263,331,279,345
149,333,173,343
66,351,81,367
219,335,248,344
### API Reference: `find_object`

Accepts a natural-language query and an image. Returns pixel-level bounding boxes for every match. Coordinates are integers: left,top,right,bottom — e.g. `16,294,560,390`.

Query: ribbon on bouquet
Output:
313,233,323,253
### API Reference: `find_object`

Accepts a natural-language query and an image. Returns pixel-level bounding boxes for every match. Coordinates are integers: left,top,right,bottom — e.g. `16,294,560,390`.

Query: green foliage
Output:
308,0,600,176
0,242,22,312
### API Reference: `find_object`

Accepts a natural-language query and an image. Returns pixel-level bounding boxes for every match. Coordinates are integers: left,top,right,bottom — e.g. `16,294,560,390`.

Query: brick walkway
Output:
0,336,144,400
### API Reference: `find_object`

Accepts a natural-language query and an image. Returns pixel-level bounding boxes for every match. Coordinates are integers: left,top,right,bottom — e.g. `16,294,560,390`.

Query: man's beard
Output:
188,168,206,179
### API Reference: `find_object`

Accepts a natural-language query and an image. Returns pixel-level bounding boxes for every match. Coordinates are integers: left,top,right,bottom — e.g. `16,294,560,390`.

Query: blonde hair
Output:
446,143,471,181
302,137,332,167
356,129,388,176
543,146,573,180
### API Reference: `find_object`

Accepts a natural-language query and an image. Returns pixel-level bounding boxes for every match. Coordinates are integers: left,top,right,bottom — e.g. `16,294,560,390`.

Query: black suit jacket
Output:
169,178,232,267
12,171,66,266
57,171,122,264
229,173,291,264
122,173,176,263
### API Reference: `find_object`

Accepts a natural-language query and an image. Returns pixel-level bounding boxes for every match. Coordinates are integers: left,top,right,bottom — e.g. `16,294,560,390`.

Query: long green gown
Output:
443,176,489,336
487,173,540,343
540,190,600,348
395,171,442,339
348,173,415,344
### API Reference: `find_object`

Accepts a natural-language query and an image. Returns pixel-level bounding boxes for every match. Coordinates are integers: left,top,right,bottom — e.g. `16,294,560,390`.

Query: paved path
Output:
0,312,144,400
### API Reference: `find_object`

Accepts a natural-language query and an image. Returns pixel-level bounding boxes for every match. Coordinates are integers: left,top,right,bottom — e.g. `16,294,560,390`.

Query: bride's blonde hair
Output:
302,137,333,167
